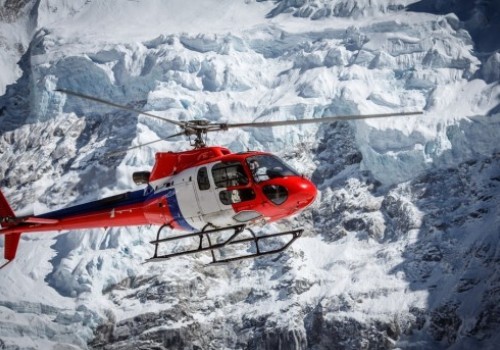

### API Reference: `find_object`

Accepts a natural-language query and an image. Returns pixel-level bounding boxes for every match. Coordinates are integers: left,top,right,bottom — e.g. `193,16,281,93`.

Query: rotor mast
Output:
188,120,210,149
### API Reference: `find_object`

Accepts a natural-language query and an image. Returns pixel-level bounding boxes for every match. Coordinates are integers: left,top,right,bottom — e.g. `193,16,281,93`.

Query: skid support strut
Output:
146,224,303,264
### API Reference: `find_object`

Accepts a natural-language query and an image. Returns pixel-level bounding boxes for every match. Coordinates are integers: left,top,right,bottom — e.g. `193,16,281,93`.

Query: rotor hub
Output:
182,120,225,149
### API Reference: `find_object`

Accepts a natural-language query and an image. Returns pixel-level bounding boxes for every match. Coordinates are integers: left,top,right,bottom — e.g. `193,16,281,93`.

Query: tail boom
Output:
0,188,152,267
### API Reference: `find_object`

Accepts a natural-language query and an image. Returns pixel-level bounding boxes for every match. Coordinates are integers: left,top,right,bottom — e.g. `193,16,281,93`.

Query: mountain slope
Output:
0,1,499,349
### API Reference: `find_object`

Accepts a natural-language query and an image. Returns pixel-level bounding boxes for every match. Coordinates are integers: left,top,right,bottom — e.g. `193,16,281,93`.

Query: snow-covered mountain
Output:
0,0,499,349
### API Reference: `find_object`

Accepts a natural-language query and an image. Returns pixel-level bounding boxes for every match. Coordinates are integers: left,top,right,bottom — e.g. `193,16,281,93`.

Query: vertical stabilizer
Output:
0,189,21,267
0,189,14,219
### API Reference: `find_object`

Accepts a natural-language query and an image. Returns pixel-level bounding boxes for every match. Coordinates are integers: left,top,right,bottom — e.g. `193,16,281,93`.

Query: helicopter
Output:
0,89,422,268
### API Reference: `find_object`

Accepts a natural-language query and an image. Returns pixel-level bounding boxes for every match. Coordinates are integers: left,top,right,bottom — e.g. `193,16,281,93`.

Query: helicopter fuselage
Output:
0,147,317,262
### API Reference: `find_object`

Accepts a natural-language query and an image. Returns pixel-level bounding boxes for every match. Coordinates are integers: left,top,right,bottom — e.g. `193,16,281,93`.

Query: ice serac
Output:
0,0,499,349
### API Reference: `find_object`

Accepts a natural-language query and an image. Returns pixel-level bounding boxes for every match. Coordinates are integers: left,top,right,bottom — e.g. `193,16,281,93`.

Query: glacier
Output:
0,0,499,349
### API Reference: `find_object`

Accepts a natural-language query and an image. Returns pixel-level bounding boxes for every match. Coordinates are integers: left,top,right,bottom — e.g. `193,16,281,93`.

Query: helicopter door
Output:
195,166,222,214
210,161,250,210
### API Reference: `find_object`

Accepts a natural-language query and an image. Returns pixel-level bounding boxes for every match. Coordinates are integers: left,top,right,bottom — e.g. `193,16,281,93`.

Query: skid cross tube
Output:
146,224,303,264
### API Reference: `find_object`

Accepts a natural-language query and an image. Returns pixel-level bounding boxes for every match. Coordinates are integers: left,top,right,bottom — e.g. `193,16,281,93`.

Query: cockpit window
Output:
246,155,298,183
212,161,249,188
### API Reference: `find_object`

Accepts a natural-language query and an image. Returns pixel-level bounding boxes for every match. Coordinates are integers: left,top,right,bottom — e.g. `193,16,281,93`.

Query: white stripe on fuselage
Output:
150,161,237,231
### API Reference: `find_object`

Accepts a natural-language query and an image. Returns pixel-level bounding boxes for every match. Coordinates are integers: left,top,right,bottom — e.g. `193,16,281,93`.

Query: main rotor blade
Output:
104,131,185,158
56,89,185,127
223,111,423,129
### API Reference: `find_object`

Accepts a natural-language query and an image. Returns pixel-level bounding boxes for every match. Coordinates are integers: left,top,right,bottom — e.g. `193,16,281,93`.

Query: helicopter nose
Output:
260,176,317,214
287,176,317,211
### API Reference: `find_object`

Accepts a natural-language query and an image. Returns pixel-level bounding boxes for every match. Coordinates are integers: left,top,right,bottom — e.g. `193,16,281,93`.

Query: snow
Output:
1,0,499,348
37,0,274,41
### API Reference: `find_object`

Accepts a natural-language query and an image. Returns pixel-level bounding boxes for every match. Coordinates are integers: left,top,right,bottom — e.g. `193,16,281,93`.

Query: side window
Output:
219,189,256,205
211,162,248,188
197,167,210,190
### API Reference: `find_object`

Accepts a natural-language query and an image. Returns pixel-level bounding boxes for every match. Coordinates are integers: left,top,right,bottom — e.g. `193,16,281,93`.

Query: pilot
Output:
249,159,259,176
231,190,241,203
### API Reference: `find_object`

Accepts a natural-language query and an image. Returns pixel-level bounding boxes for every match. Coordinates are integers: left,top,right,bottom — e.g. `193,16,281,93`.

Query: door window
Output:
197,167,210,190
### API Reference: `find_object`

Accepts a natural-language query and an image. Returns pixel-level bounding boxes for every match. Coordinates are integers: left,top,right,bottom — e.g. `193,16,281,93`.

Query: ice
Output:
0,0,499,348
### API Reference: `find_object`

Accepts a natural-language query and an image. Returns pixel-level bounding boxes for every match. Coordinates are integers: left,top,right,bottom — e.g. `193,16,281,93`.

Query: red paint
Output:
150,147,231,181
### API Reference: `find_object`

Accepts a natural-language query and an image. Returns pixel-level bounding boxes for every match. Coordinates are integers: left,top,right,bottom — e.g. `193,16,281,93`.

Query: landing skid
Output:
147,224,303,264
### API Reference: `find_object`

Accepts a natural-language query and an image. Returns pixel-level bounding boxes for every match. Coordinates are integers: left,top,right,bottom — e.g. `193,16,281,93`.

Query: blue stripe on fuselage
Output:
38,186,195,232
165,188,195,231
40,188,151,220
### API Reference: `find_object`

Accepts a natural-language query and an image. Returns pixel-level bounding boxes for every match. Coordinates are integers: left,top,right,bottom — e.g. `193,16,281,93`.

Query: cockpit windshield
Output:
246,155,299,183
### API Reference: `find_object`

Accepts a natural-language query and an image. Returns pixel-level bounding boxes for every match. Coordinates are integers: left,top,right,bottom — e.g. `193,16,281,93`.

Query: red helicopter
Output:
0,90,421,268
